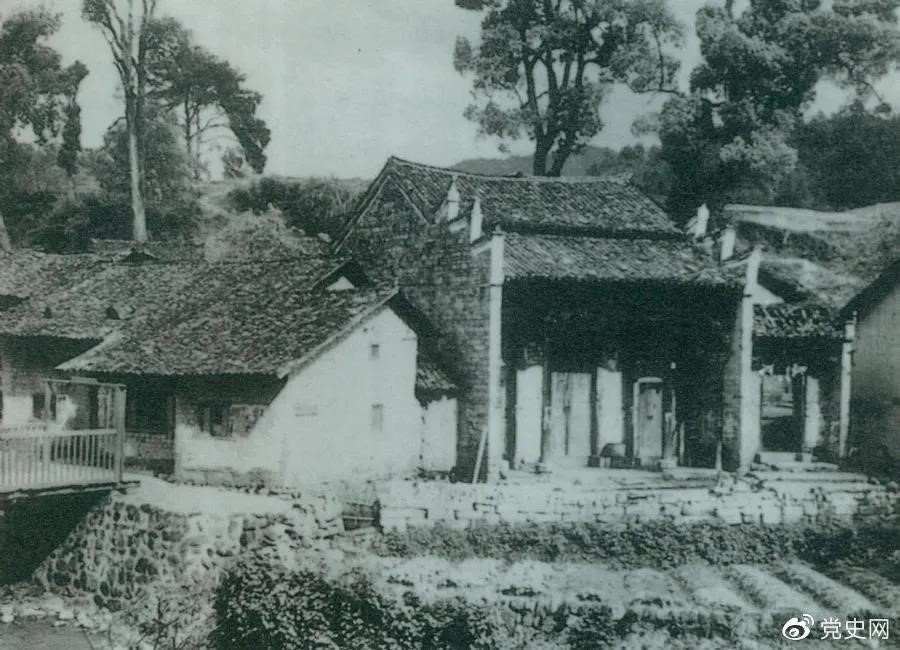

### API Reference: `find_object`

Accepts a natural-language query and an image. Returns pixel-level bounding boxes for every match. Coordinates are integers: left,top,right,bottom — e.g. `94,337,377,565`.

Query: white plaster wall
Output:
277,308,422,485
0,340,39,426
175,395,282,479
851,282,900,455
421,396,457,472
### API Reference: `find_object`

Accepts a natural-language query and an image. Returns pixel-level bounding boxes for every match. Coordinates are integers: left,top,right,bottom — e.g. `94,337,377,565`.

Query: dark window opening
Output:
32,393,55,420
126,388,173,435
197,402,231,438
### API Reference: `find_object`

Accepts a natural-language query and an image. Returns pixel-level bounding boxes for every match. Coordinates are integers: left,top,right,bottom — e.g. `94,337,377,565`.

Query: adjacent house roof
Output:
59,286,402,377
753,303,842,340
0,249,456,388
841,257,900,320
502,232,739,289
339,156,680,245
415,353,457,397
0,250,107,302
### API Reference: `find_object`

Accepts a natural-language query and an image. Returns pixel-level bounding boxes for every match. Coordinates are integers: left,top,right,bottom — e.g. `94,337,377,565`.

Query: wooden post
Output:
588,369,600,466
114,386,126,483
538,351,553,469
838,317,856,458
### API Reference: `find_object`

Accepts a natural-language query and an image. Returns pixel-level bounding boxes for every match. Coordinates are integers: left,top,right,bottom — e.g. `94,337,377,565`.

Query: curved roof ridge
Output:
387,155,631,184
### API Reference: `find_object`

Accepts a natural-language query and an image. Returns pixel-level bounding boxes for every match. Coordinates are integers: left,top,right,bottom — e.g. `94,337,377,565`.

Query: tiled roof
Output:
0,250,107,301
59,286,399,376
88,238,203,261
343,157,680,240
503,232,739,288
841,257,900,319
753,303,841,339
415,353,457,396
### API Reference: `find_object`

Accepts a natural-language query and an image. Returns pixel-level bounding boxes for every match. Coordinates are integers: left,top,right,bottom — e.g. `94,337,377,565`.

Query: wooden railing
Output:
0,426,123,491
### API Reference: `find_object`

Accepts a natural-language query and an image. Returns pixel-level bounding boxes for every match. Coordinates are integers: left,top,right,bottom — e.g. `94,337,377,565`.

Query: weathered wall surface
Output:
376,476,900,532
174,377,283,485
0,337,94,426
32,487,344,611
421,396,457,473
851,281,900,457
279,307,422,485
341,178,493,479
176,308,433,487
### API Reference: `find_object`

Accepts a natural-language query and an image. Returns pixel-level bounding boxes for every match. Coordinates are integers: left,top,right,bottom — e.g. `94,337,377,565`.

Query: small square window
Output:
370,404,384,432
369,344,380,360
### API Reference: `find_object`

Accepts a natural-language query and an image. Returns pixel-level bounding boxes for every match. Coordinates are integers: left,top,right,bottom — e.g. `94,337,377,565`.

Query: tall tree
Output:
0,9,88,244
83,0,158,243
144,18,269,178
57,61,89,195
656,0,900,222
453,0,682,176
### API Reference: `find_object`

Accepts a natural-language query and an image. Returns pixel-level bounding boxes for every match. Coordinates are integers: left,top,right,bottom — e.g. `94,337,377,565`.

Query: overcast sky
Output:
9,0,895,178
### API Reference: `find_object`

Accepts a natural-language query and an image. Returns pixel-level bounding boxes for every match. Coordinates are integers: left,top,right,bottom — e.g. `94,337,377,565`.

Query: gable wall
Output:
851,281,900,456
341,177,493,478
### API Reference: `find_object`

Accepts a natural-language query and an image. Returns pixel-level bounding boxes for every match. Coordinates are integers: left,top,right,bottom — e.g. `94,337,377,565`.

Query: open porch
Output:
0,378,127,496
502,279,741,472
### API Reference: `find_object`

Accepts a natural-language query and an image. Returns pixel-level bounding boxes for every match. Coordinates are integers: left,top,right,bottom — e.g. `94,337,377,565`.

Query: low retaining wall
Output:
377,474,900,531
33,484,345,611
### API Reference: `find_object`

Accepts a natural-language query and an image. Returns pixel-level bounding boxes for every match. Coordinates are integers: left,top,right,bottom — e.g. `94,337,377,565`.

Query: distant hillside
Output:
451,145,635,177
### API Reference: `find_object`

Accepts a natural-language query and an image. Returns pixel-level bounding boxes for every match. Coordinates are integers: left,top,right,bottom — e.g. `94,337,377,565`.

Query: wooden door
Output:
635,380,663,462
549,372,592,466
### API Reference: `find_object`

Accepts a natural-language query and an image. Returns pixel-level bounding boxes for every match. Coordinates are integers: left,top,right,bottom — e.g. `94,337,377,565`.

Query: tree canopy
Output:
656,0,900,222
145,18,270,177
453,0,683,175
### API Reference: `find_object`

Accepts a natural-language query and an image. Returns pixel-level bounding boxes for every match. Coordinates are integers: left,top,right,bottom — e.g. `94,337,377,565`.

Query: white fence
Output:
0,425,123,491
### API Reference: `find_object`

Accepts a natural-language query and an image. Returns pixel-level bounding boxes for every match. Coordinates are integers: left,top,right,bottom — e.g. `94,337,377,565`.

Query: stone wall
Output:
376,475,900,532
32,487,345,611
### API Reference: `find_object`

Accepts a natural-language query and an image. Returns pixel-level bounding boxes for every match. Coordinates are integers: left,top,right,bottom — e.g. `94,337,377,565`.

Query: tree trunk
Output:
127,114,148,243
533,139,550,176
0,210,12,252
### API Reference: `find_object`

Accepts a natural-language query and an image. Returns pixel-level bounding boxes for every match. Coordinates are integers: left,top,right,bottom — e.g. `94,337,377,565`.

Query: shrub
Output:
213,554,515,649
371,519,900,569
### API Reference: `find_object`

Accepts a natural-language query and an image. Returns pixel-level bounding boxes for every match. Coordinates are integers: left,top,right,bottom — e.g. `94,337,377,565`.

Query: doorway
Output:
548,371,592,466
634,378,664,463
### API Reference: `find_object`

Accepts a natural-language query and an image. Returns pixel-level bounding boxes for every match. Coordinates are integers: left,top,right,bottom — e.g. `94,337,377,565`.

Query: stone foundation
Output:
33,486,345,611
377,473,900,532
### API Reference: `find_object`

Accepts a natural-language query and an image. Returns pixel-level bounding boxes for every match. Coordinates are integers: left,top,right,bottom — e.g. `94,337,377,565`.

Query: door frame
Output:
632,377,664,461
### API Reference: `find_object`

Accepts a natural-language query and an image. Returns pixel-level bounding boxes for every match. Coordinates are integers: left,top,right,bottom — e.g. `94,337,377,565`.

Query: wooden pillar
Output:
588,369,600,466
114,386,126,483
838,318,856,458
539,351,553,468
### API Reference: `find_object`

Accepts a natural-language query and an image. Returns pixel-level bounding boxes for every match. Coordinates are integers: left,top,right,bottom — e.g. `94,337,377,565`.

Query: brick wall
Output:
342,178,492,478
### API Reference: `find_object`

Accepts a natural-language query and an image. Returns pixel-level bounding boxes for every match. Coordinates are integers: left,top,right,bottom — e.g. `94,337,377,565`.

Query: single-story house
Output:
337,157,764,478
0,240,457,485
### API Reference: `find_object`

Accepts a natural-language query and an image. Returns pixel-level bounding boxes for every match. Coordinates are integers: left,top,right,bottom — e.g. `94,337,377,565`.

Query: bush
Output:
226,177,359,238
371,519,900,569
213,554,515,649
